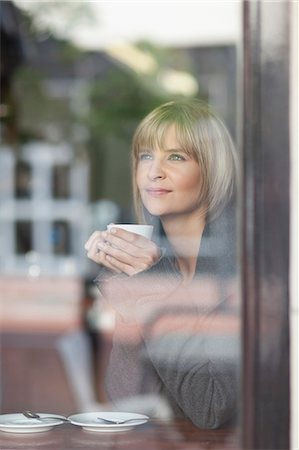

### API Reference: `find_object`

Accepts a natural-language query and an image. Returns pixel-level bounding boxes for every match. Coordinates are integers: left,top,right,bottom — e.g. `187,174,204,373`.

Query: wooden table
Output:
0,420,239,450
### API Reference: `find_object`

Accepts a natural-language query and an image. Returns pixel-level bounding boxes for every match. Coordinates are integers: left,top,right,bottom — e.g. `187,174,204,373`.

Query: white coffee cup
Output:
107,224,154,239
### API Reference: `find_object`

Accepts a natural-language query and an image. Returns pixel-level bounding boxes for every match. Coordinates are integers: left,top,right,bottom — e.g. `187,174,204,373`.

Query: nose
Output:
147,158,165,181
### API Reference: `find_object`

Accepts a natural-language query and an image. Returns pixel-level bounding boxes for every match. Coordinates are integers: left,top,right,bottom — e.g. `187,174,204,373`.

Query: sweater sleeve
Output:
135,285,240,429
143,319,240,429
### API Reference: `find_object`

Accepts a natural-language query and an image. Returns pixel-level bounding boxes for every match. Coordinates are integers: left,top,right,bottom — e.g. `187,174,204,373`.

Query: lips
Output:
145,188,172,197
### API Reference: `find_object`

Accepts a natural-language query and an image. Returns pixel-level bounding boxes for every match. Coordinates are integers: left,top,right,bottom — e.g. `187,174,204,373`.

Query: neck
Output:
161,210,206,282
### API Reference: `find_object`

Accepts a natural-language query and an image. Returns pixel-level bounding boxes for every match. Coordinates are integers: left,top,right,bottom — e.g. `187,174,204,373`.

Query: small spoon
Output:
97,416,146,425
22,410,69,422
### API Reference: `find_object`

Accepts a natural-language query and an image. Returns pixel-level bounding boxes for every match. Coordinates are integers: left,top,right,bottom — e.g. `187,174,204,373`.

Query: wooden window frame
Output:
242,1,290,448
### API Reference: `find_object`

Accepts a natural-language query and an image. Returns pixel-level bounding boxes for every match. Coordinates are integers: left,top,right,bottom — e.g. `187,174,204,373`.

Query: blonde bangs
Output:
133,119,199,168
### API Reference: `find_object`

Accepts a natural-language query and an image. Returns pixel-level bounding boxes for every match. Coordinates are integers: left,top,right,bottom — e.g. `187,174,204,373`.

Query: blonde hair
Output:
132,99,238,223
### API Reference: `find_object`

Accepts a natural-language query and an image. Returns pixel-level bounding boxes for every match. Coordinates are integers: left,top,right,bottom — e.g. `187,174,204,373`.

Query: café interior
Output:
0,1,298,449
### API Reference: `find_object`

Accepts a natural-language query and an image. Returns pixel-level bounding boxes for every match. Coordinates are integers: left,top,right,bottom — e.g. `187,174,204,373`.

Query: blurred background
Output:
0,0,242,415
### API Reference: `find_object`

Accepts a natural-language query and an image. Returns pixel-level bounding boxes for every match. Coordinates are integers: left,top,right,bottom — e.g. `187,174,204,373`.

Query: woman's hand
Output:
84,227,161,276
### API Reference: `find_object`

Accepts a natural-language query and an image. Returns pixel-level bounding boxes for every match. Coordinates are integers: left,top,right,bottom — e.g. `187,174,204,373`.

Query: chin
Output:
146,209,165,217
143,205,162,216
146,207,174,218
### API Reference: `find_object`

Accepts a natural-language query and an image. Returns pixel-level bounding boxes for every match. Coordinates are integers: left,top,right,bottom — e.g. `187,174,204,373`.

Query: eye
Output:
139,152,153,161
168,153,186,161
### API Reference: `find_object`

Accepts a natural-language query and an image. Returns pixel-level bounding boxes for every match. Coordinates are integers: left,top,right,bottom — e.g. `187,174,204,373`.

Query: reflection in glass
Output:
2,3,242,446
14,161,32,198
15,221,33,254
52,220,71,255
52,165,70,199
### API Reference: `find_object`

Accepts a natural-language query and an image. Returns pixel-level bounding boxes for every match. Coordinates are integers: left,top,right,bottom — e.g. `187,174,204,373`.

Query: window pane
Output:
51,221,71,255
15,161,32,198
15,221,33,254
52,165,70,199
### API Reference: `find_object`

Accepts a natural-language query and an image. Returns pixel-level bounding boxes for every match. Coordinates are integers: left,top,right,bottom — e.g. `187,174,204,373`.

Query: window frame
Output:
241,1,290,448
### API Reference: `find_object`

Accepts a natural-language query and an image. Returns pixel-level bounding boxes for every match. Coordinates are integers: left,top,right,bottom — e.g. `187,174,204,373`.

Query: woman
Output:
85,99,240,429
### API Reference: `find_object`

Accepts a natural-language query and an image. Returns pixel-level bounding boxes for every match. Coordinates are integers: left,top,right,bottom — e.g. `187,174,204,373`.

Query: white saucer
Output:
68,412,149,433
0,413,66,434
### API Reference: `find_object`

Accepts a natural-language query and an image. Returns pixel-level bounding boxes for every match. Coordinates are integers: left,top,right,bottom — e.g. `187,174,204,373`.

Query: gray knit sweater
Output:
94,207,240,429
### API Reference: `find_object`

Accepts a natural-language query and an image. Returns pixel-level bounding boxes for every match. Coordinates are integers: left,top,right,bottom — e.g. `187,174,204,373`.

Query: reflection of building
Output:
0,141,90,414
0,141,89,276
0,0,26,143
188,46,237,140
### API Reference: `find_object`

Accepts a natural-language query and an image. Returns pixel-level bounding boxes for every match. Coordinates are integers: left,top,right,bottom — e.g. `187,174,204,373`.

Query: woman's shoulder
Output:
196,203,237,277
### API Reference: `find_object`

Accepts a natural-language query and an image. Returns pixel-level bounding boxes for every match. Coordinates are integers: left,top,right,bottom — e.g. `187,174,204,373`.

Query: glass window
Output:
14,160,32,198
15,221,33,254
51,220,71,255
52,165,70,199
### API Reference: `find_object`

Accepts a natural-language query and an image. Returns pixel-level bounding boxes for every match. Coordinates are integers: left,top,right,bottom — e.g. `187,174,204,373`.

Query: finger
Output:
97,239,153,267
85,231,104,251
103,231,156,256
106,228,150,249
98,241,157,276
86,237,111,264
97,240,134,264
87,248,121,273
104,254,141,277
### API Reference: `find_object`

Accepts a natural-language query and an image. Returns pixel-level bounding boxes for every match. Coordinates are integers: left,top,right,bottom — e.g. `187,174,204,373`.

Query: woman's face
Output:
136,125,203,219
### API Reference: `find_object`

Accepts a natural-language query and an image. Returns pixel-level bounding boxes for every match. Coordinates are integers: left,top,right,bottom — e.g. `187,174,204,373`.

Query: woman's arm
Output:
144,329,239,429
134,281,240,429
